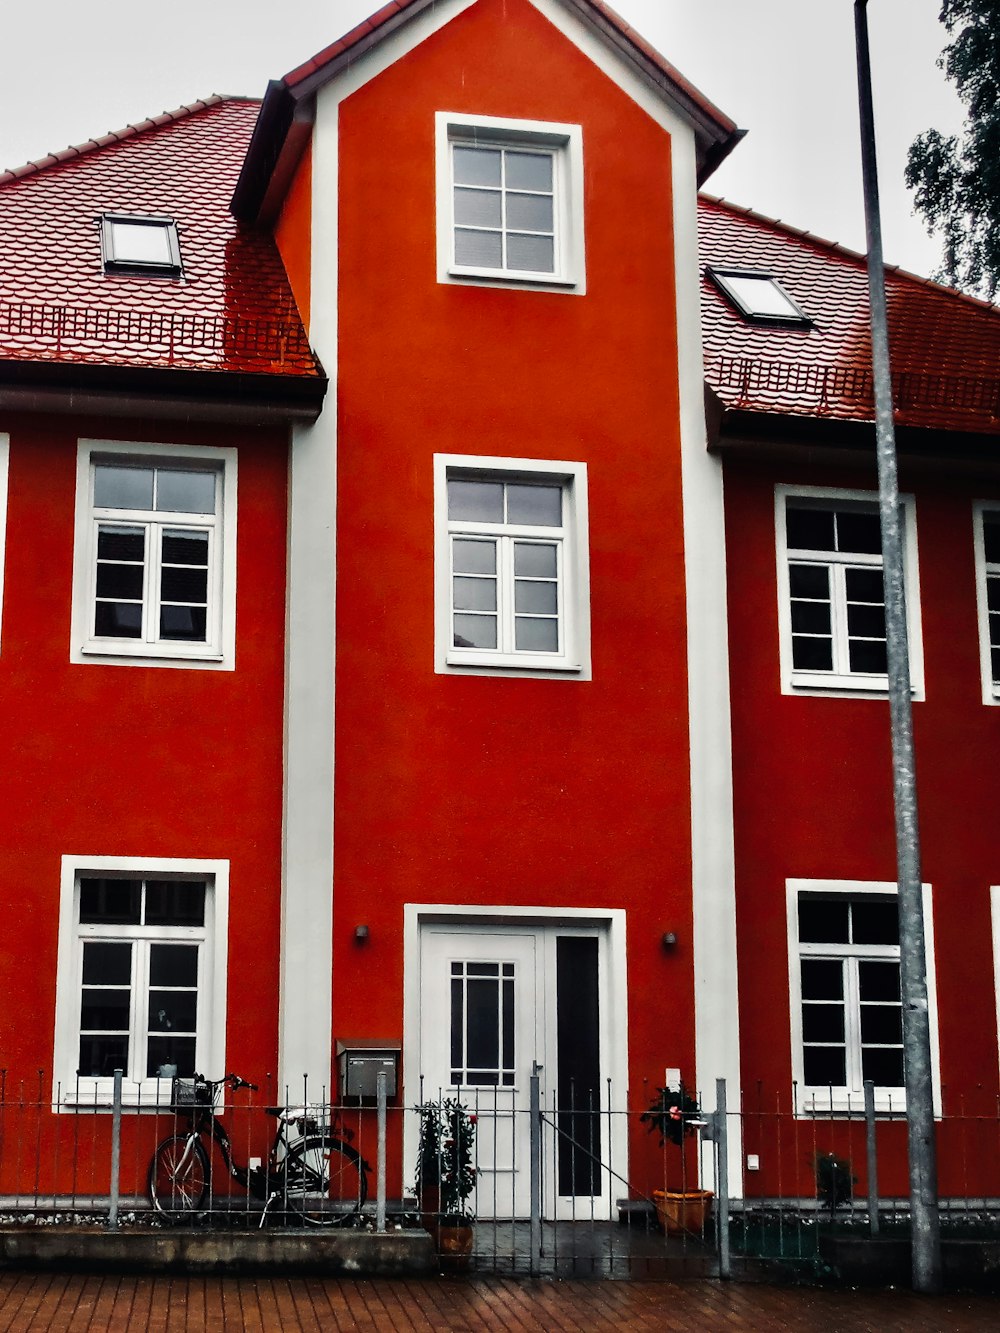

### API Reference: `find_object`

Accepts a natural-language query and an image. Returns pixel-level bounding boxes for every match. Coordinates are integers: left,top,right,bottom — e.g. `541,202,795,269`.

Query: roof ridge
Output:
699,191,1000,317
0,95,260,186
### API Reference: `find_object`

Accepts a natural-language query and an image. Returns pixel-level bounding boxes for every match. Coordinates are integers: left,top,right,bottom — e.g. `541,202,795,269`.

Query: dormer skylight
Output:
101,214,182,276
707,266,810,327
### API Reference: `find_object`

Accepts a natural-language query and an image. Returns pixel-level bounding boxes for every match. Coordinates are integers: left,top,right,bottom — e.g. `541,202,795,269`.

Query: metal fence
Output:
2,1070,999,1280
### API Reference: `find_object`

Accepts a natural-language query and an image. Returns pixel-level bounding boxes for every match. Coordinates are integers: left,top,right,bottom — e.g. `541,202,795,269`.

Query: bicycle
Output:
147,1072,370,1226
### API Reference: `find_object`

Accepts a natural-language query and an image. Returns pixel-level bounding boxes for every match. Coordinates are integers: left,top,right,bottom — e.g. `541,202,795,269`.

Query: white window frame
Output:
786,878,941,1116
0,433,8,655
434,454,590,679
973,502,1000,705
52,854,229,1108
775,484,925,698
435,112,585,294
70,439,237,670
101,214,183,277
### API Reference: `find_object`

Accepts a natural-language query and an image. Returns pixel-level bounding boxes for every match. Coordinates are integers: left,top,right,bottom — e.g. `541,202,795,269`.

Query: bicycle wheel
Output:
282,1135,368,1226
148,1134,210,1217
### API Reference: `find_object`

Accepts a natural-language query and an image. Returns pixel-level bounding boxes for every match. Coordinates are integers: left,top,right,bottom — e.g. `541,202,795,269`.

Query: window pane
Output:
506,193,553,232
507,233,555,273
146,1035,196,1079
848,639,887,673
110,222,172,265
791,635,833,671
515,544,557,578
449,480,504,523
149,943,199,988
467,978,501,1073
97,526,145,562
96,563,144,600
454,614,497,650
162,531,209,566
507,485,561,526
859,960,900,1002
845,567,885,604
984,516,1000,565
851,900,898,945
453,538,497,575
515,580,557,615
847,603,886,638
861,1047,904,1087
788,564,830,599
803,1046,846,1086
799,898,849,943
455,228,502,268
80,879,141,925
80,990,131,1031
156,469,216,515
145,880,206,927
791,600,831,634
78,1035,129,1078
992,645,1000,685
786,507,835,552
95,602,143,638
149,990,198,1033
801,958,843,1000
860,1006,903,1044
802,1005,845,1042
82,941,132,985
505,151,553,191
454,146,501,187
454,187,502,228
987,577,1000,613
836,509,881,555
160,566,208,604
159,605,207,642
94,466,153,510
515,617,559,652
453,576,497,612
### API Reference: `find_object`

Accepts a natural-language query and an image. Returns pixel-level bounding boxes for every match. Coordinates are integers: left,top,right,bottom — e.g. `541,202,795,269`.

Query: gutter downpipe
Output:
854,0,942,1294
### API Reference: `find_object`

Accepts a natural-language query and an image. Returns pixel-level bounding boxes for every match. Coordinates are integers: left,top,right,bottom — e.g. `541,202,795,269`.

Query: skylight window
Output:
101,215,182,276
707,266,810,326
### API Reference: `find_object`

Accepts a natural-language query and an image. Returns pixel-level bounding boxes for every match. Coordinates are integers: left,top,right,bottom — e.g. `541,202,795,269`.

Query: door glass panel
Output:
449,959,516,1086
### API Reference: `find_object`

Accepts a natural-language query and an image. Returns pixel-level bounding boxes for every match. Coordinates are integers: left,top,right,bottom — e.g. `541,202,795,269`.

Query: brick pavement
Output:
1,1272,998,1331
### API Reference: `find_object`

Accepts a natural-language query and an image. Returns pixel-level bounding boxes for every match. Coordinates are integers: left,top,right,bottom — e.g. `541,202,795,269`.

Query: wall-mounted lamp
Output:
354,924,370,944
661,931,678,949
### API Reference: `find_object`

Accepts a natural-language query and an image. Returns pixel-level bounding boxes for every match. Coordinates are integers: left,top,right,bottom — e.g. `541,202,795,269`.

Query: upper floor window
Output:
101,214,182,276
436,113,585,293
775,487,923,697
974,503,1000,704
434,455,590,678
71,440,237,670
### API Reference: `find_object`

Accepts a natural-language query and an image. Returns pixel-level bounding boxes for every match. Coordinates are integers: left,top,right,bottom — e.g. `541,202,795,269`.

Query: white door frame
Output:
402,904,629,1217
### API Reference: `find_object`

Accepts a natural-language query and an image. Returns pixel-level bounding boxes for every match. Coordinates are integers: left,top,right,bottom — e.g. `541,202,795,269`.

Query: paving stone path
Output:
1,1272,998,1331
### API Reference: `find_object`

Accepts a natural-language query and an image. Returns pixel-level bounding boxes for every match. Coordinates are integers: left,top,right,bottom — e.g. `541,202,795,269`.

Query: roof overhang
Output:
0,359,328,425
232,0,743,223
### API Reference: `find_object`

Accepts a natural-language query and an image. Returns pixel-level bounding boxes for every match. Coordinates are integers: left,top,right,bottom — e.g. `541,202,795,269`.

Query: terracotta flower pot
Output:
652,1188,713,1237
436,1223,475,1271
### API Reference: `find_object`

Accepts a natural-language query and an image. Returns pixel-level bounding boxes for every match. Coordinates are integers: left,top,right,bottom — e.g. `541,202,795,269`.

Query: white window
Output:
973,504,1000,704
101,214,182,276
71,440,237,669
775,486,923,696
53,856,228,1106
434,455,590,678
436,113,585,293
787,879,940,1115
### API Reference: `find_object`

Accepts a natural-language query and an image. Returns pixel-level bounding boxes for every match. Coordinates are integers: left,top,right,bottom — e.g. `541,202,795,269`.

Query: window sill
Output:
785,672,923,701
445,264,581,293
795,1090,907,1117
77,641,228,670
60,1080,176,1111
446,649,582,674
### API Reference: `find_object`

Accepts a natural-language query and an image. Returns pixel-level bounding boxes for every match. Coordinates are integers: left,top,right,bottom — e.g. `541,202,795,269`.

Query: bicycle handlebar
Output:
195,1072,259,1094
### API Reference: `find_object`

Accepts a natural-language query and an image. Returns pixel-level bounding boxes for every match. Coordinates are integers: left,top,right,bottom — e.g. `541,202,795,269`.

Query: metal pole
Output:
529,1064,542,1277
715,1078,731,1280
864,1080,880,1236
108,1069,123,1230
853,0,941,1294
376,1070,387,1233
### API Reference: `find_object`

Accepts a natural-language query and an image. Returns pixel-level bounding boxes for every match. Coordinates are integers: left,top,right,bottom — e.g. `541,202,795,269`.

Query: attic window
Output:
708,267,810,327
101,215,182,276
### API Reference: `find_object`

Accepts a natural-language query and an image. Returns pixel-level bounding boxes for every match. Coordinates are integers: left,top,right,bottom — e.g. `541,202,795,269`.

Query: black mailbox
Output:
336,1040,400,1104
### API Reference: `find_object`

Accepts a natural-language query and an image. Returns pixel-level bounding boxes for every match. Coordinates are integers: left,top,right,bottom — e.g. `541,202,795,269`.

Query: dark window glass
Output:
860,1005,903,1045
149,943,199,988
799,899,849,944
97,527,145,562
802,1005,845,1042
848,639,888,673
161,531,209,566
146,1035,196,1079
791,601,831,634
803,1045,846,1086
160,566,208,604
789,564,830,598
82,940,132,985
159,605,207,642
836,509,882,554
80,879,141,925
450,976,463,1075
987,579,1000,613
845,567,885,603
78,1035,129,1078
861,1046,904,1086
859,960,901,1003
80,990,131,1031
145,881,206,927
801,959,844,1001
851,900,899,945
502,975,515,1074
466,978,500,1073
468,962,499,976
787,507,835,552
95,602,143,638
148,990,198,1033
792,635,834,671
983,516,1000,565
847,603,887,639
96,564,144,600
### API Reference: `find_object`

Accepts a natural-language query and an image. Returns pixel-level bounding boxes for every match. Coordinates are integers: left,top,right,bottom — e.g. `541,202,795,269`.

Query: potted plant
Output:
640,1082,713,1236
414,1098,477,1268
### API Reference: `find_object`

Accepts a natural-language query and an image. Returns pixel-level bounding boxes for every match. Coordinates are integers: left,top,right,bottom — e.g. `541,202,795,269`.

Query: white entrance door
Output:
417,923,617,1220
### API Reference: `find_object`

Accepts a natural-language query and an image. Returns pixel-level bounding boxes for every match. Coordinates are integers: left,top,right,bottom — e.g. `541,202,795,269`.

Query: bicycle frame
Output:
178,1101,282,1201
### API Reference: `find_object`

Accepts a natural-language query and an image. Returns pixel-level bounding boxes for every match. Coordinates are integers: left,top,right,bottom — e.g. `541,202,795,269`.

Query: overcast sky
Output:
0,0,964,280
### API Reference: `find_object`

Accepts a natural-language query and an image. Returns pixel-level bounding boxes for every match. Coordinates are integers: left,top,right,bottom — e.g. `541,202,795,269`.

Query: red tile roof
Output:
0,98,319,378
699,194,1000,436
